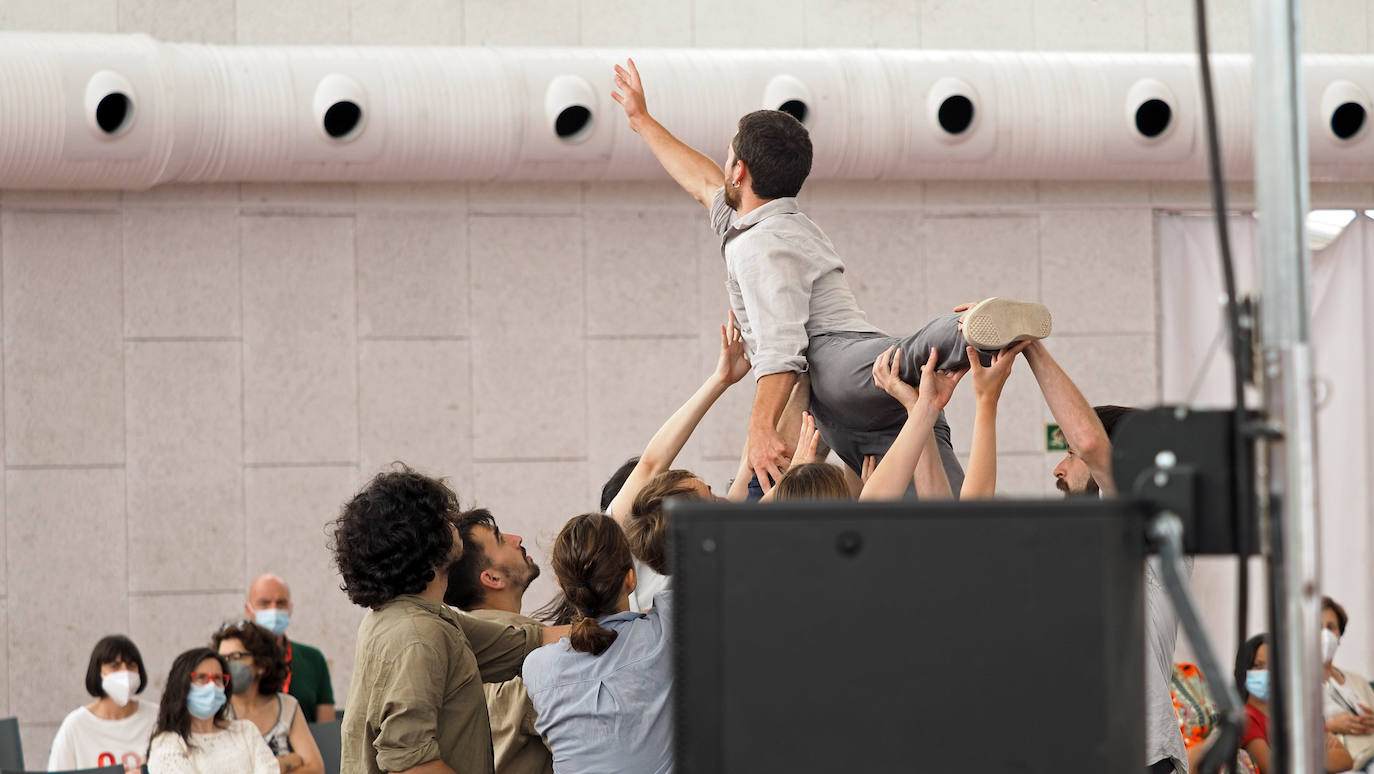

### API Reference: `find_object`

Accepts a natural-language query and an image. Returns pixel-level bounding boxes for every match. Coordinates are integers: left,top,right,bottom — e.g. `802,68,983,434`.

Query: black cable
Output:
1192,0,1252,771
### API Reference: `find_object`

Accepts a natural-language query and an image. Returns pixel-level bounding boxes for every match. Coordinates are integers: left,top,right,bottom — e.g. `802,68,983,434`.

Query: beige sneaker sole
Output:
962,298,1052,350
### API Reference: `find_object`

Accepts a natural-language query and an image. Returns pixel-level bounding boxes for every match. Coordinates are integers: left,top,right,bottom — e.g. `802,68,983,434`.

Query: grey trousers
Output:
806,313,970,495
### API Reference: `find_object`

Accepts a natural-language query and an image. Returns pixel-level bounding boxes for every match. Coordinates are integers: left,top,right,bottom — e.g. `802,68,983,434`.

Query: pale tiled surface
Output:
123,207,241,338
349,0,463,45
125,341,243,592
358,340,472,491
241,215,358,464
693,0,807,48
356,211,468,338
0,0,115,31
117,0,236,43
920,0,1035,49
585,209,699,337
234,0,351,44
3,211,124,466
463,0,580,46
804,0,921,47
1040,209,1155,334
580,0,693,47
1035,0,1147,51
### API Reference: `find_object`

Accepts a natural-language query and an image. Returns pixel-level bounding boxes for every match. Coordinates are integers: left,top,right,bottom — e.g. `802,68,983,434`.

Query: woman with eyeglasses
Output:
211,620,323,774
146,647,277,774
48,635,157,773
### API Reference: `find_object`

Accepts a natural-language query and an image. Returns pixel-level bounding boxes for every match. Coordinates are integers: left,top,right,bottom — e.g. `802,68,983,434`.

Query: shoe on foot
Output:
960,298,1052,350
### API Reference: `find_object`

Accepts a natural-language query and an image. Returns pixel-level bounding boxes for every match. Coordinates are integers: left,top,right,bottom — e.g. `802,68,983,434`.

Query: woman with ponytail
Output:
523,513,675,774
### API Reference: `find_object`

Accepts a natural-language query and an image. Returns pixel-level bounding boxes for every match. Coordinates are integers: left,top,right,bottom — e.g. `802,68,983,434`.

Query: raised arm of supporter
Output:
1021,339,1116,495
607,312,751,521
612,58,724,207
758,411,822,503
914,430,953,500
961,342,1030,499
861,347,966,501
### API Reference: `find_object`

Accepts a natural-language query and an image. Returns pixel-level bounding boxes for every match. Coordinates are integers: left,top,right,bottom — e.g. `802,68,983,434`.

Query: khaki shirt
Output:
467,609,554,774
341,595,542,774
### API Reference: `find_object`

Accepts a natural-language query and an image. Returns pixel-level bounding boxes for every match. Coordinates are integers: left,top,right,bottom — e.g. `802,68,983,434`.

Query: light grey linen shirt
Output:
710,187,882,379
523,590,675,774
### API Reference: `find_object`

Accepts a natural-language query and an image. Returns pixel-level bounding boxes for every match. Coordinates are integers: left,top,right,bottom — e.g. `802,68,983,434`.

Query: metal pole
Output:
1250,1,1324,772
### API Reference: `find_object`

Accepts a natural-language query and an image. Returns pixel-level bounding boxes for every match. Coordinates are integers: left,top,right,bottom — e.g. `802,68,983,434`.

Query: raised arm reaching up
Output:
860,347,966,501
606,312,750,521
960,342,1030,499
1021,339,1116,495
612,58,724,207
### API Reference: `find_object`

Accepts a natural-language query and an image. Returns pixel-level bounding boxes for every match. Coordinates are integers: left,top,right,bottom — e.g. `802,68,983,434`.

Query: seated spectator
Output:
1170,662,1258,774
524,513,673,774
212,620,323,774
48,635,157,773
146,647,276,774
1321,595,1374,771
243,573,335,722
1236,633,1353,773
444,507,554,774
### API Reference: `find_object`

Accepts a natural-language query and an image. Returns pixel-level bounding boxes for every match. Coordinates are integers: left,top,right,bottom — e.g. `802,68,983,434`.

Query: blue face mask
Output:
187,682,226,719
254,608,290,637
1246,669,1271,702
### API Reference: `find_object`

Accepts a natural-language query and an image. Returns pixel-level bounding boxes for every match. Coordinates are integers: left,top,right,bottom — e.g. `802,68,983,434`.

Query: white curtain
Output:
1157,212,1374,678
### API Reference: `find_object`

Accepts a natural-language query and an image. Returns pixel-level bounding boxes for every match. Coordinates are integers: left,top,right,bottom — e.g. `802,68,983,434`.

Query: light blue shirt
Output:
523,590,675,774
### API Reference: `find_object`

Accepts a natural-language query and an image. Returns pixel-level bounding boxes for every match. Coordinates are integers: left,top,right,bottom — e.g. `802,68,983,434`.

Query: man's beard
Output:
1056,477,1100,497
723,183,742,211
510,548,541,590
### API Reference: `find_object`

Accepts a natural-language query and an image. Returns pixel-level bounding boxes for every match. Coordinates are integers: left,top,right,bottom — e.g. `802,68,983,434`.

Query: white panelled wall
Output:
1,0,1372,764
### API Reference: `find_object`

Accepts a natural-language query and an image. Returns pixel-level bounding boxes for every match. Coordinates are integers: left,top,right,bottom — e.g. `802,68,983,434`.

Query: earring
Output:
731,181,741,189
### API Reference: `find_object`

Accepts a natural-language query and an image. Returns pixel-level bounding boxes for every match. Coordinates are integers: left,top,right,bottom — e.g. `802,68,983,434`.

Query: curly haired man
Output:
330,465,568,774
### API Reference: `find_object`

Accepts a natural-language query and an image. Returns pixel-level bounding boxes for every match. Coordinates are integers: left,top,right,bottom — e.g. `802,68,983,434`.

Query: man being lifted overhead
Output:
611,57,1051,492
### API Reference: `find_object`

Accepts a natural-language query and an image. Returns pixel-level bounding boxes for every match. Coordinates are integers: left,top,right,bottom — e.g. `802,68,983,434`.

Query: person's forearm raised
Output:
612,59,723,207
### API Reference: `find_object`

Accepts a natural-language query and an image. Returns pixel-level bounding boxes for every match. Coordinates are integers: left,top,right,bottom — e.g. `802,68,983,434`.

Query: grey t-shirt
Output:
710,187,882,379
1145,558,1190,773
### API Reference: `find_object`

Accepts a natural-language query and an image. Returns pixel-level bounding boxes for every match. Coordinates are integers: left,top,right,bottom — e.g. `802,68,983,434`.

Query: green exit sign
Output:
1046,424,1067,452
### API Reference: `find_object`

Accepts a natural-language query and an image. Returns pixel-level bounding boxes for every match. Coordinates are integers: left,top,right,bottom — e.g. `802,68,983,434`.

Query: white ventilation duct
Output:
4,33,1374,189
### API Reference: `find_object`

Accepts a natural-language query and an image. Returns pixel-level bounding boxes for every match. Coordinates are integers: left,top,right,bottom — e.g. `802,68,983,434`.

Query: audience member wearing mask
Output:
1235,633,1353,774
49,635,157,773
524,513,674,774
212,621,323,774
445,508,554,774
146,648,277,774
1321,595,1374,771
244,573,335,722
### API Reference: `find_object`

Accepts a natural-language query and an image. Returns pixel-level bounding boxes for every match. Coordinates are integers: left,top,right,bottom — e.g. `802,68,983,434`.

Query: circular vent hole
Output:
555,105,592,140
1331,102,1367,140
323,101,363,140
937,95,975,135
1135,99,1173,139
778,99,809,124
95,92,132,135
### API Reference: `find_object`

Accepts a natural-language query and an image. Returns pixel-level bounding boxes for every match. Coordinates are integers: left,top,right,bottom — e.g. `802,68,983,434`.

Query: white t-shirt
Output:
146,719,277,774
48,701,157,772
627,557,670,613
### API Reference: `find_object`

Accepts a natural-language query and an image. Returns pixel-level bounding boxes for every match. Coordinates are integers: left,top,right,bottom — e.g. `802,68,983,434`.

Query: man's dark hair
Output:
211,621,289,695
1323,595,1349,635
329,464,461,609
150,648,231,753
85,634,148,698
444,508,498,610
1234,633,1269,701
601,457,640,512
1093,405,1137,440
732,109,813,200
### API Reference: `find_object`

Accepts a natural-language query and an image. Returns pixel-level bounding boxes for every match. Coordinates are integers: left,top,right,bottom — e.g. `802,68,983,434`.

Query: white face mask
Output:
101,670,137,707
1322,628,1341,664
